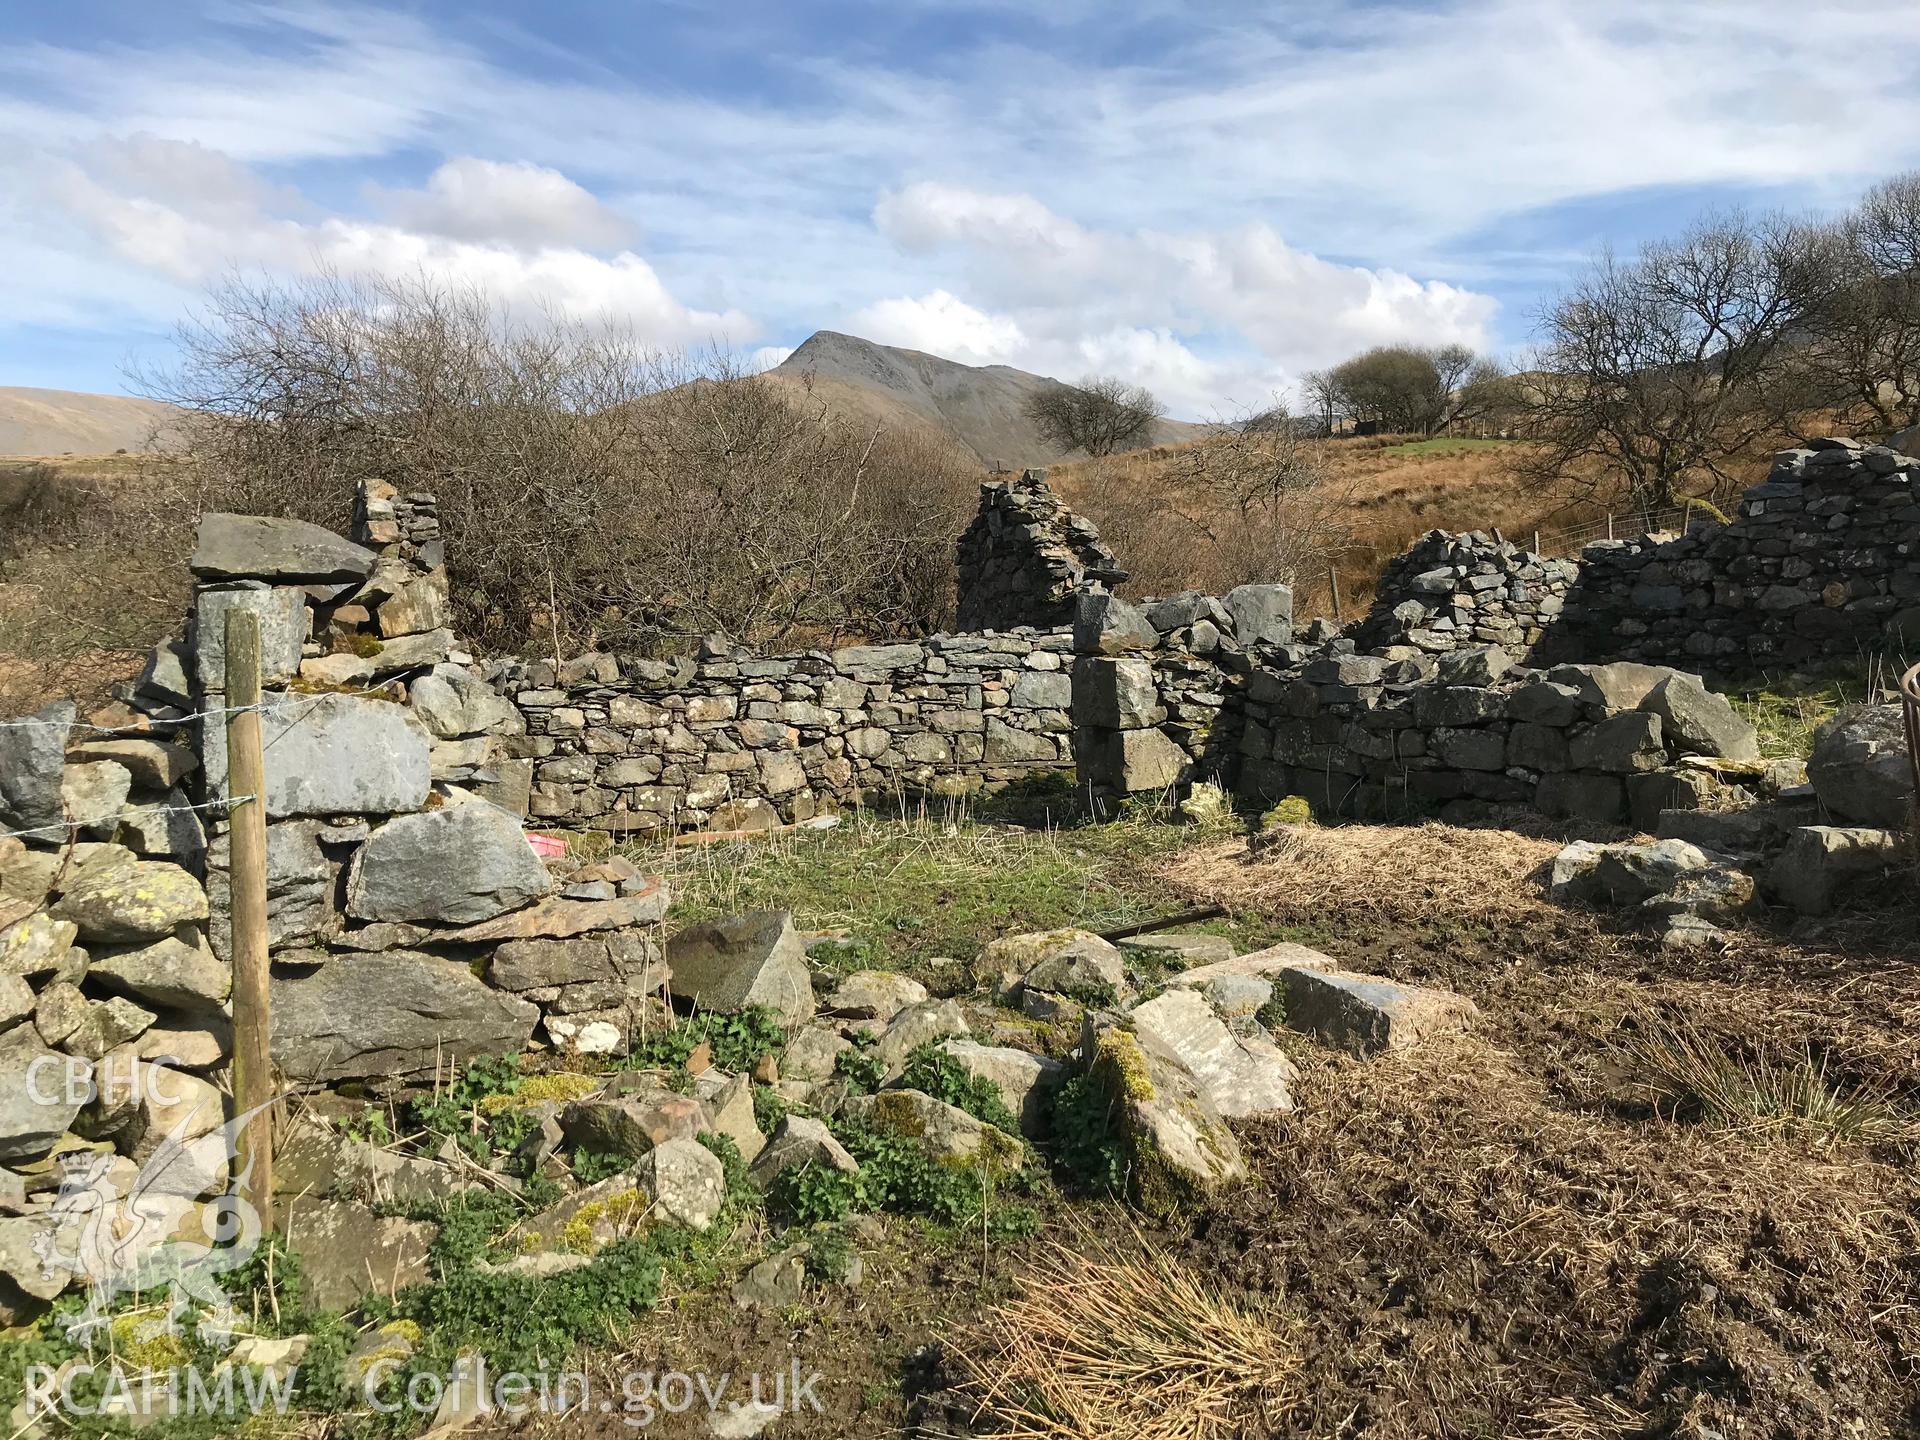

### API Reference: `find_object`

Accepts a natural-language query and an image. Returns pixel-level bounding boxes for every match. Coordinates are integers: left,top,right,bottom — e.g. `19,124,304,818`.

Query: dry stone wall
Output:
1067,585,1298,801
1236,641,1776,827
1355,529,1576,656
1540,439,1920,671
953,469,1127,632
496,631,1077,832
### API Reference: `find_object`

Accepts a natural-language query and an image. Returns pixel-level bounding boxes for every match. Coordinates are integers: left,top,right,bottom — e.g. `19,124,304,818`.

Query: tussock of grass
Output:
1620,1017,1909,1147
952,1226,1300,1440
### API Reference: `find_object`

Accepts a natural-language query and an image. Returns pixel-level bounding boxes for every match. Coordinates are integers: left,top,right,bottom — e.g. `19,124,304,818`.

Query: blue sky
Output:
5,0,1920,416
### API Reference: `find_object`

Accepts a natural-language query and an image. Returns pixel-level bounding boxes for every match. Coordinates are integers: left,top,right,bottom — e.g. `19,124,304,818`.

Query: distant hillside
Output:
767,331,1212,467
0,387,183,457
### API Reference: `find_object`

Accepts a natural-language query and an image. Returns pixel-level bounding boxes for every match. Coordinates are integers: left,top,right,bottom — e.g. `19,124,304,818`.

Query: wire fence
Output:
1532,503,1704,557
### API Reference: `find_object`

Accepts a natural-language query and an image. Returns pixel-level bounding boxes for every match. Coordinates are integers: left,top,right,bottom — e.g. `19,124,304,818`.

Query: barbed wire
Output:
0,793,258,843
0,668,432,735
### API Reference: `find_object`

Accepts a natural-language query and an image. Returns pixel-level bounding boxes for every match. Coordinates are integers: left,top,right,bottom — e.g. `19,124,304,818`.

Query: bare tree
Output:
1516,210,1815,514
1770,173,1920,437
1022,375,1163,456
140,271,976,654
1298,368,1339,435
1320,344,1506,436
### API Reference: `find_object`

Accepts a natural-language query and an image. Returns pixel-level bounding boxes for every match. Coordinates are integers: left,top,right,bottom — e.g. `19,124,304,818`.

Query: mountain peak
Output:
769,330,1204,466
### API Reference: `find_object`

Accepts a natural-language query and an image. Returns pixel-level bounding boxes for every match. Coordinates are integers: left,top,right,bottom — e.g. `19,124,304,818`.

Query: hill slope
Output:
0,387,183,457
768,330,1211,467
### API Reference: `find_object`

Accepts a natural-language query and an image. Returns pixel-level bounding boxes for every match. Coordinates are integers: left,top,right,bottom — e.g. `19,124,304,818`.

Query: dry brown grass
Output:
1049,426,1806,617
1618,1013,1912,1147
1131,806,1920,1437
1160,817,1609,930
1049,434,1587,614
951,1223,1302,1439
0,454,192,713
1204,1035,1920,1437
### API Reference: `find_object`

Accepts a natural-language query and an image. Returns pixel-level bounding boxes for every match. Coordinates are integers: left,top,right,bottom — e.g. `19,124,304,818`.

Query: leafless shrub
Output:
1083,404,1355,597
0,458,192,712
1768,172,1920,438
141,271,975,656
1515,210,1819,513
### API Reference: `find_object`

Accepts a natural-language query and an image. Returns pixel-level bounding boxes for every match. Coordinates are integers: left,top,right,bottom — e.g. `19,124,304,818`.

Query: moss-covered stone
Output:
1085,1023,1246,1218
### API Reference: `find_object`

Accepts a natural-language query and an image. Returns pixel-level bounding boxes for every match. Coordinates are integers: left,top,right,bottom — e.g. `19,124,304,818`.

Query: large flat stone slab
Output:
1165,941,1337,989
192,513,380,584
347,802,553,925
271,953,539,1083
1128,988,1296,1118
280,1197,435,1310
204,692,431,819
1274,964,1478,1057
330,885,671,950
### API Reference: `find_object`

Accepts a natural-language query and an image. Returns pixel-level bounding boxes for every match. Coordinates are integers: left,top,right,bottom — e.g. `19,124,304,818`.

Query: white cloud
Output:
746,345,795,372
848,291,1026,365
864,184,1496,412
369,157,635,251
48,146,749,346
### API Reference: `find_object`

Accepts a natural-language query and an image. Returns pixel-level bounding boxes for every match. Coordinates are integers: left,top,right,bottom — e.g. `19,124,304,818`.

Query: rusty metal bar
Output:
1903,660,1920,839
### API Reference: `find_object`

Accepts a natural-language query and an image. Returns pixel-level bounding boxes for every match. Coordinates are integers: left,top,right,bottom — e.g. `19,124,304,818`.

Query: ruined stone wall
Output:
1236,642,1774,827
1538,439,1920,672
1065,585,1296,801
1354,529,1577,656
953,469,1127,632
497,631,1077,833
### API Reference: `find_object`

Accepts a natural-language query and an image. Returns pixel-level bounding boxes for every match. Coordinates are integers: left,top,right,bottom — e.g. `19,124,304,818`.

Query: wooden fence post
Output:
1328,566,1343,623
1606,513,1615,541
224,610,275,1234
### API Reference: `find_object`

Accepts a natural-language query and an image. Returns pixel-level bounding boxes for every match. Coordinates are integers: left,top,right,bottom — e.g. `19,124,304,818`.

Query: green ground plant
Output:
895,1043,1023,1133
1726,662,1890,760
623,1006,786,1076
1050,1073,1129,1198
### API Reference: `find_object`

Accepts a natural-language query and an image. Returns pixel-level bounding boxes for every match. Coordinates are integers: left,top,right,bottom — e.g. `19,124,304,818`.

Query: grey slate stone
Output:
1222,583,1294,646
1072,592,1159,655
1808,703,1913,828
1642,675,1760,761
0,1027,87,1161
204,692,431,818
191,585,308,691
408,664,525,739
191,512,380,584
271,952,540,1083
664,909,815,1026
346,802,553,925
0,701,73,838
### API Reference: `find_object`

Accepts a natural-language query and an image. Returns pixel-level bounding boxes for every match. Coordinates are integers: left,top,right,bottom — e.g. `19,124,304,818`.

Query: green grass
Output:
639,806,1270,973
1725,662,1887,761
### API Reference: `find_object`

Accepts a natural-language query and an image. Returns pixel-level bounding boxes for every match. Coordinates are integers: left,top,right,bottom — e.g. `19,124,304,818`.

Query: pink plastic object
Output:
526,831,569,860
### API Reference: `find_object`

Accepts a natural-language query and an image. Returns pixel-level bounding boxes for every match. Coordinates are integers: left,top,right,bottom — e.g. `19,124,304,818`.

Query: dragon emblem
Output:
32,1092,281,1348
